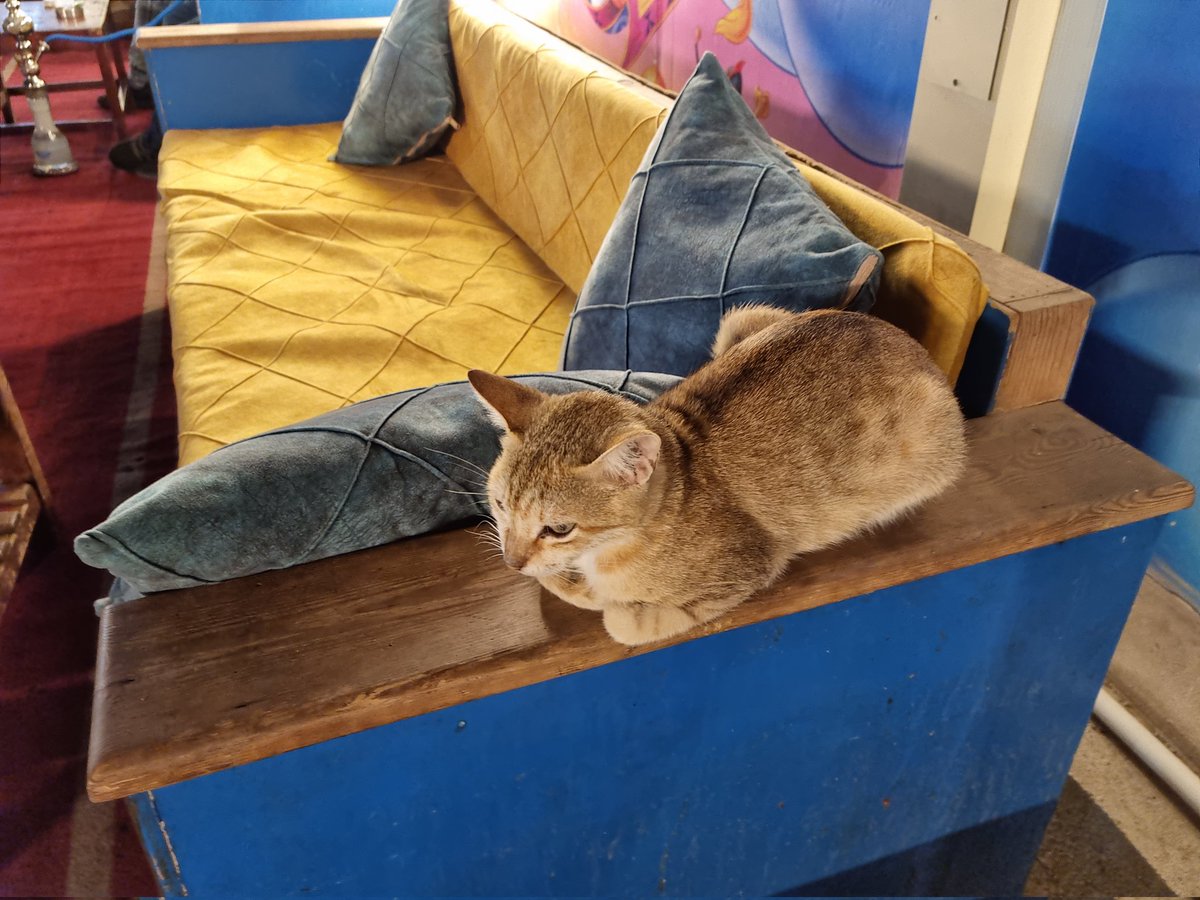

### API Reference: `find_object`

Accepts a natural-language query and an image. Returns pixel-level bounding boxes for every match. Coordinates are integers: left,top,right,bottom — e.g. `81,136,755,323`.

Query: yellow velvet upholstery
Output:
159,0,986,465
445,0,668,295
158,123,574,465
444,0,986,379
801,167,989,382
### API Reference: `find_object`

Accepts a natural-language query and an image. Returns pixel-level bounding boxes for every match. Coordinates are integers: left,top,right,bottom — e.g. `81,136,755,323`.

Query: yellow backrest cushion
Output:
445,0,986,380
446,0,668,296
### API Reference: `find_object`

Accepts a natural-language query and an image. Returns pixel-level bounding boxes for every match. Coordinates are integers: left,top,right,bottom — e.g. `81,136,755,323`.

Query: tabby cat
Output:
469,307,966,646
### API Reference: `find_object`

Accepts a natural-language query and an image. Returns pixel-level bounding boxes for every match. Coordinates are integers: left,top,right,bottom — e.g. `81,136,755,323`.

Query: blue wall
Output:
1045,0,1200,606
197,0,395,24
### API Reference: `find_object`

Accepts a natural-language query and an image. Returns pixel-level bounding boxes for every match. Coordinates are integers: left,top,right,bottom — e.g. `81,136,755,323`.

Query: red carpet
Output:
1,46,174,898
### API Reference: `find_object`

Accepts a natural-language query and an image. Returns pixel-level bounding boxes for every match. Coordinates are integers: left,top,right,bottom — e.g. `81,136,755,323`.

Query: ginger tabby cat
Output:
469,307,966,646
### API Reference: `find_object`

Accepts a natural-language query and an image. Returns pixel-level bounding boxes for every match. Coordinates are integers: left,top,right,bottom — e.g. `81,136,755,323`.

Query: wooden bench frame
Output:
94,13,1191,895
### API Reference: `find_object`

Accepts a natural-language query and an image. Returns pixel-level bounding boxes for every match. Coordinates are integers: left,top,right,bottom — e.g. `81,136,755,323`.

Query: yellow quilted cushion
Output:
445,0,668,295
800,165,989,382
444,0,986,380
158,123,574,465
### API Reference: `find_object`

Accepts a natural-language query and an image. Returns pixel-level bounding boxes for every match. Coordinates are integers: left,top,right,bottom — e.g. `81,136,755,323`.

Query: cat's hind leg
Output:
603,603,697,645
710,304,796,357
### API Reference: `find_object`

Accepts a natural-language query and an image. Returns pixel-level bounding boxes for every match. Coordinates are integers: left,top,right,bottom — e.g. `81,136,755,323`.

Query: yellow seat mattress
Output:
158,123,574,465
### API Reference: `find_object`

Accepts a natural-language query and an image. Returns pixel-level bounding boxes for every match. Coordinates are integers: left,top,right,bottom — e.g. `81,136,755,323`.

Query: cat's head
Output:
467,371,662,577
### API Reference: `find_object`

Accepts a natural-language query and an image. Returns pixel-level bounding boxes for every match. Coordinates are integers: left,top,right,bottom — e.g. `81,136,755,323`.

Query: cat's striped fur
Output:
469,307,966,645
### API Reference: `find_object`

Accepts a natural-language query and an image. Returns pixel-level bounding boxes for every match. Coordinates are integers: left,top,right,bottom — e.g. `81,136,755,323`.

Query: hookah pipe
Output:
42,0,185,44
3,0,77,175
1,0,186,176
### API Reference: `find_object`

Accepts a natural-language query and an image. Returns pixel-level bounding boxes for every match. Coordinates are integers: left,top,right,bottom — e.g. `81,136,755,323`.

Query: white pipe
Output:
1092,687,1200,820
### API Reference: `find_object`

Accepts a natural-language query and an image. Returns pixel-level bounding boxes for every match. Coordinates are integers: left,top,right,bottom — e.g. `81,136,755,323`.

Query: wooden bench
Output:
0,364,49,614
90,11,1193,896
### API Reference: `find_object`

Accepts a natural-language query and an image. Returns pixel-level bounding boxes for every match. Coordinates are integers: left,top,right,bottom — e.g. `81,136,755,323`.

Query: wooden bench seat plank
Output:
136,18,390,49
87,401,1193,801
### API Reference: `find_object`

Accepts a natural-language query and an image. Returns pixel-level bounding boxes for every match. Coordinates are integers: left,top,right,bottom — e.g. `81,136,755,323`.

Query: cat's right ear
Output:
585,430,661,487
468,370,543,436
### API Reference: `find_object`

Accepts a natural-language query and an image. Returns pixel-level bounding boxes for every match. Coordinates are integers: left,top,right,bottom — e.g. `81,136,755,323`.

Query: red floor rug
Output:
1,48,173,898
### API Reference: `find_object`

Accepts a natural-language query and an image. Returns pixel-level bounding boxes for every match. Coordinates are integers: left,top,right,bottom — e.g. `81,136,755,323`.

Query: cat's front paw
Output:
603,604,696,646
539,569,605,611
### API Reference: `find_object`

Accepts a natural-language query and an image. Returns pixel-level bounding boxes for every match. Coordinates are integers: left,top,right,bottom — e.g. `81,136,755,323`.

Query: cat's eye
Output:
493,497,505,512
541,522,576,538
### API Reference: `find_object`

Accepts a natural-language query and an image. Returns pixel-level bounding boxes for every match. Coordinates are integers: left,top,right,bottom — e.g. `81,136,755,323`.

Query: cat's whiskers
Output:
469,521,504,554
424,447,492,481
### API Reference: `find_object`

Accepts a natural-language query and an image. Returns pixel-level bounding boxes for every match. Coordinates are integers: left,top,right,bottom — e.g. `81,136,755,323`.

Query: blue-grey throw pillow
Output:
74,371,678,595
333,0,456,166
561,52,883,376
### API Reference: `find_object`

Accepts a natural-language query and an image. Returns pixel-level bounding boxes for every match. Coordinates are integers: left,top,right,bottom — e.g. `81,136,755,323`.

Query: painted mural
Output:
1047,0,1200,605
506,0,931,197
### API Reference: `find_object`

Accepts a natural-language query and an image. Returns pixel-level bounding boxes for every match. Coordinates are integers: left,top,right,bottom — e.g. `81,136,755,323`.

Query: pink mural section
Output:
505,0,932,198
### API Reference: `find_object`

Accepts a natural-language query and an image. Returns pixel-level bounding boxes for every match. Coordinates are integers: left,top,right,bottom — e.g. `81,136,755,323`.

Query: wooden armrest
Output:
788,149,1094,412
87,403,1192,801
135,17,388,49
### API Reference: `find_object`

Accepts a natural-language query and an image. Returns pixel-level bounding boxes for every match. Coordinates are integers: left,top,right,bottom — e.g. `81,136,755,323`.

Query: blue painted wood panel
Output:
198,0,397,23
126,794,188,897
140,520,1162,895
145,40,375,130
954,302,1013,418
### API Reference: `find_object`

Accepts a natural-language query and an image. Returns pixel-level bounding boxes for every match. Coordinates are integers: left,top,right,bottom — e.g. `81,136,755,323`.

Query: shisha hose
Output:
42,0,186,43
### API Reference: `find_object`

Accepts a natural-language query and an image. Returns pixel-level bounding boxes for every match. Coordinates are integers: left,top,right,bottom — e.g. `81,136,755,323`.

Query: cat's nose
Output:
502,548,528,570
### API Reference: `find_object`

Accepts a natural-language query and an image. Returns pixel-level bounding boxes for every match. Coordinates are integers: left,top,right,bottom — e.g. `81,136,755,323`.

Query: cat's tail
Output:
711,304,797,357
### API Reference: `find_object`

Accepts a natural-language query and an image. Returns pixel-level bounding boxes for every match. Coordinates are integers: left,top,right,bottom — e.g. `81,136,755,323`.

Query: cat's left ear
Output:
586,431,661,486
468,370,544,436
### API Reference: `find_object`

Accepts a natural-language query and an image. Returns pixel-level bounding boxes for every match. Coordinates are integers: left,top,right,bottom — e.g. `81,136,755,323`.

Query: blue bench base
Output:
129,519,1161,896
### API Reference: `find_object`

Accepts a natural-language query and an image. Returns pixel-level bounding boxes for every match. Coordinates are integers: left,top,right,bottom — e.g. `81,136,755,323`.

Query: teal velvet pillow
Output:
561,53,883,376
333,0,456,166
74,371,678,595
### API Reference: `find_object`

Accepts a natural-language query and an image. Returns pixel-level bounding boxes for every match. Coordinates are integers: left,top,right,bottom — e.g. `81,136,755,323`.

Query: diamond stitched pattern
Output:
158,122,575,465
445,2,670,295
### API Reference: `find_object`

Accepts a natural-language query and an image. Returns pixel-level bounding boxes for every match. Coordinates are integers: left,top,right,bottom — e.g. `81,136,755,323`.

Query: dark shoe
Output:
108,131,158,178
98,83,154,111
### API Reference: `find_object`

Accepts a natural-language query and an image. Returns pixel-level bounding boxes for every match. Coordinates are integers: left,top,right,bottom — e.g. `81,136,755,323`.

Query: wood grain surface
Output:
87,402,1193,801
992,292,1094,411
136,17,389,48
